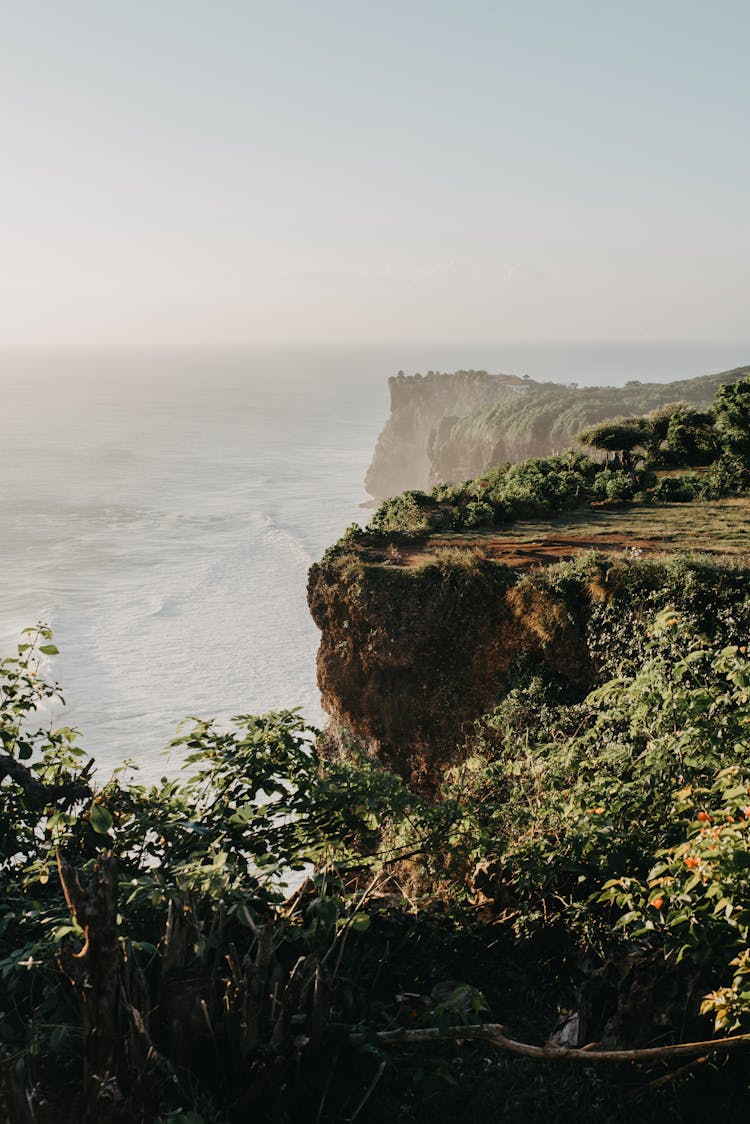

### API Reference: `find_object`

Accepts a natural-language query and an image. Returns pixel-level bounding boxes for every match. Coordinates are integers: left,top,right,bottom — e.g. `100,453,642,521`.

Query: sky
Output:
1,0,749,346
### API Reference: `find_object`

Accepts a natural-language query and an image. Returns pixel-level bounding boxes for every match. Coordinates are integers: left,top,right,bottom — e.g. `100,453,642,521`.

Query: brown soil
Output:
399,532,661,570
374,498,750,572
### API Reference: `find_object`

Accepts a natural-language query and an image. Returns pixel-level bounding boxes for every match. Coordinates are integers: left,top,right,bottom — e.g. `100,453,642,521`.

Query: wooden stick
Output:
348,1060,387,1123
355,1023,750,1062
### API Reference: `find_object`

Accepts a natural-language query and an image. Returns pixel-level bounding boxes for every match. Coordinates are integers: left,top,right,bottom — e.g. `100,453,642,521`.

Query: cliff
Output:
307,549,588,791
308,537,750,793
365,366,750,498
364,369,525,499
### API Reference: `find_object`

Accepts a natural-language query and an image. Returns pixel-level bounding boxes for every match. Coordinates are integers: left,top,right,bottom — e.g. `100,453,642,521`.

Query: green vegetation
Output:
369,453,601,538
6,594,750,1119
713,377,750,459
578,403,719,471
426,365,750,485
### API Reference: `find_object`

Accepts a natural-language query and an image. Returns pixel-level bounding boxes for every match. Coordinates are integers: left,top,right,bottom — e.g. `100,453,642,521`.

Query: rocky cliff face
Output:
364,370,524,499
308,547,750,793
366,367,749,497
307,551,596,792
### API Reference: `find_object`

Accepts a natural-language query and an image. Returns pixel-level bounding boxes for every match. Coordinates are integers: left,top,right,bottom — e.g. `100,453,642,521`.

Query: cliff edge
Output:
364,369,525,499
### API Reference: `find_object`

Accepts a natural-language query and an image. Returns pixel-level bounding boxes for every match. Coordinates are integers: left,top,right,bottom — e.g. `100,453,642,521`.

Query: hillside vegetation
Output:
428,366,749,485
365,363,750,498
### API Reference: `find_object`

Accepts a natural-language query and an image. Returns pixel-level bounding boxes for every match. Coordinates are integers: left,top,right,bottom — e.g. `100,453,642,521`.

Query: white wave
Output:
249,512,316,568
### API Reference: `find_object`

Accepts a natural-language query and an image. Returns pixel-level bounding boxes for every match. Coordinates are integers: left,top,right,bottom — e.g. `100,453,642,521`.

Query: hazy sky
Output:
2,0,748,346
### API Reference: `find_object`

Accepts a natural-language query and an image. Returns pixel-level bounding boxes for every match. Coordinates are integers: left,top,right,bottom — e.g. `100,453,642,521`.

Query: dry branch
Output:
359,1023,750,1063
0,752,92,808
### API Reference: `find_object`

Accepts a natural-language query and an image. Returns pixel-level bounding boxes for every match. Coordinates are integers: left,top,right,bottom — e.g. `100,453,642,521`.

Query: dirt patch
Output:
400,532,661,570
371,499,750,572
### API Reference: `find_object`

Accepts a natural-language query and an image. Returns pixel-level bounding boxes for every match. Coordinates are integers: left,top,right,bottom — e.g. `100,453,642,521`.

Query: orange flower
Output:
697,811,711,823
592,807,605,815
652,897,664,910
685,857,699,869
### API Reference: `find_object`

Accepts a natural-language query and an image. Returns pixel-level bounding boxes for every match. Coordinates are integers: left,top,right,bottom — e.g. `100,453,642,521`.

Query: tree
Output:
644,402,718,466
576,416,650,473
663,408,717,466
646,401,690,459
712,377,750,461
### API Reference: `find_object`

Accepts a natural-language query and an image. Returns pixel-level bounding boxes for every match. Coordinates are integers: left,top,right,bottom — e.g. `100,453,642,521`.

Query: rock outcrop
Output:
307,551,594,792
364,370,525,500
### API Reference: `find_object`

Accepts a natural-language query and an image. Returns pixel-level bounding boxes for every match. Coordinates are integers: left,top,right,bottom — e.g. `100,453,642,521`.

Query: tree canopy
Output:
576,417,650,469
712,378,750,460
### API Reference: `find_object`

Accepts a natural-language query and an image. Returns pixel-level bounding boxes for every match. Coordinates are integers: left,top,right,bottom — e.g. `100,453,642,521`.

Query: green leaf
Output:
39,644,59,656
312,897,340,923
89,804,113,834
132,940,158,955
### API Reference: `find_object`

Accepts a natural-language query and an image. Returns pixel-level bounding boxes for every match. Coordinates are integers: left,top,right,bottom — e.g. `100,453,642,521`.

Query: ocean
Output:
1,341,748,780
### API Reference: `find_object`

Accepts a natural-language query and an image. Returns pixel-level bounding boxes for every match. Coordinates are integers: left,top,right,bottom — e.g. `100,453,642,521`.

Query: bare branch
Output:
357,1022,750,1063
0,752,92,809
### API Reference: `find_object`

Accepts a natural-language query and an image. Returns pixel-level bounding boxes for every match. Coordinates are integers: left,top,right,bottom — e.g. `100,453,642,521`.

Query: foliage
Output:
651,474,698,503
7,605,750,1117
577,416,650,466
600,763,750,1033
0,628,489,1122
660,407,718,466
370,490,433,536
712,377,750,461
579,407,719,471
435,602,750,1045
698,453,750,498
365,452,607,542
589,467,636,502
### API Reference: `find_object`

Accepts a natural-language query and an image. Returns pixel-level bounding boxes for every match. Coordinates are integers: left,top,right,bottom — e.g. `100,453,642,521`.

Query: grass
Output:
400,498,750,569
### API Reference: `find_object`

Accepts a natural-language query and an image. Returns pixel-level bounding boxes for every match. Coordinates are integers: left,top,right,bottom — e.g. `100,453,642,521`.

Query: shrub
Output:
662,408,718,466
577,416,650,471
371,490,433,535
590,468,633,502
652,475,697,503
463,500,495,528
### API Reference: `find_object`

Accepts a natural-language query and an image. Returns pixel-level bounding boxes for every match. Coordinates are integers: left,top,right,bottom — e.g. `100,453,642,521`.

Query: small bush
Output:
371,490,433,535
652,475,697,503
